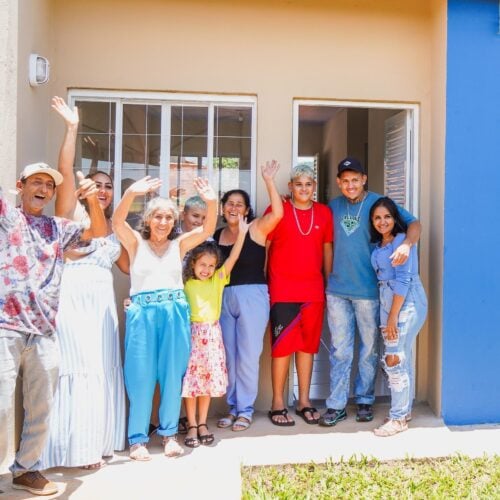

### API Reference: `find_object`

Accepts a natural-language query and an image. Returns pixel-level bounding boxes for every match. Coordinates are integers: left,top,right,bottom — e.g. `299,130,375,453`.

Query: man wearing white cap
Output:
0,161,106,495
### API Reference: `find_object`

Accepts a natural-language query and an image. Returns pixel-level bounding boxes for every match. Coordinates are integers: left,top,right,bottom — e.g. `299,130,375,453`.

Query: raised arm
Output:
179,178,217,256
252,160,283,240
223,215,250,275
52,97,80,219
112,176,162,257
76,171,107,240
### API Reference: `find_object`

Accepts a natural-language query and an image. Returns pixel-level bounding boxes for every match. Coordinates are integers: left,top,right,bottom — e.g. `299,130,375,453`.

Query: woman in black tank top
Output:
214,161,283,431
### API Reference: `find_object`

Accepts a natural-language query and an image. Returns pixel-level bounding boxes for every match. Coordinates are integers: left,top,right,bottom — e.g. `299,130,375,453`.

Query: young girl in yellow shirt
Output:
181,215,248,447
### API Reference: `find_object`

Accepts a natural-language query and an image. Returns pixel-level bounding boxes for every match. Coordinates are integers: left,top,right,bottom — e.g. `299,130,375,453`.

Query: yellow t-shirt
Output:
184,266,230,323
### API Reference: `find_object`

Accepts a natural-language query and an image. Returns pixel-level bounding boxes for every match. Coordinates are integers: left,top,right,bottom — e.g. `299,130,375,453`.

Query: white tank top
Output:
130,235,183,295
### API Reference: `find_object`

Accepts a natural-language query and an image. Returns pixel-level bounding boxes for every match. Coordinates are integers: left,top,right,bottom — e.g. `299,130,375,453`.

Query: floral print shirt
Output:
0,187,84,336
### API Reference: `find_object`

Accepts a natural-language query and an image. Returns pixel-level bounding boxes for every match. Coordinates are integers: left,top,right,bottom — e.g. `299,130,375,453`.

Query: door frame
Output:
289,99,420,406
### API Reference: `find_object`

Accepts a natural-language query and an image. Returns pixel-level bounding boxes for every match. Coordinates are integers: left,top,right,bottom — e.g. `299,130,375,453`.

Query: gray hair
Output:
140,197,179,240
183,195,206,213
290,163,316,182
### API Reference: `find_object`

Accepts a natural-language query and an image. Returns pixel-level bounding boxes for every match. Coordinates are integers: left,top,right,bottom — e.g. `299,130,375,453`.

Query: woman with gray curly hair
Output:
112,176,217,461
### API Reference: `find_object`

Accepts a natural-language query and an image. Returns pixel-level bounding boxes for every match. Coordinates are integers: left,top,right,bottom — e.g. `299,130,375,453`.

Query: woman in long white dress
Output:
41,98,128,469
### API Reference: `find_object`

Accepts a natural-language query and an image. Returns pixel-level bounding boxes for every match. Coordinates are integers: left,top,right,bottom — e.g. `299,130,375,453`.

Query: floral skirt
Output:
181,320,228,398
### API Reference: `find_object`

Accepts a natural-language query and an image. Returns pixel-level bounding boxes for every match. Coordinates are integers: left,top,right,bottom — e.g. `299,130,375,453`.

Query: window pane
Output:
122,104,161,225
169,156,208,208
74,101,116,176
171,106,208,136
77,101,115,134
213,137,251,198
214,107,251,138
170,106,209,209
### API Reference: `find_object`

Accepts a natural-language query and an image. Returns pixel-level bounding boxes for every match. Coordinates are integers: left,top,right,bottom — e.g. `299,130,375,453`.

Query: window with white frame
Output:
69,91,256,227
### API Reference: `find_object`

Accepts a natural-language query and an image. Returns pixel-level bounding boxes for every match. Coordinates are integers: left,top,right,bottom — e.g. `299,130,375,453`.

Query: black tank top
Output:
214,227,267,286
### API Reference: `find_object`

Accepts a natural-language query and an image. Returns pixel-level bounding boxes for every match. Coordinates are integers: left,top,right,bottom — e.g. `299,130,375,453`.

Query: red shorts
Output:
270,301,325,358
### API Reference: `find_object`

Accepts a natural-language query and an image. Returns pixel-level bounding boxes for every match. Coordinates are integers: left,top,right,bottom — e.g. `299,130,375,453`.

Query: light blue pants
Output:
326,295,380,409
124,289,190,445
0,330,59,475
219,284,269,421
379,278,427,420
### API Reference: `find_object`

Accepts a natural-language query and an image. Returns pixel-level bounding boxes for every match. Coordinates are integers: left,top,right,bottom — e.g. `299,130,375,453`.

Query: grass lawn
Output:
242,455,500,499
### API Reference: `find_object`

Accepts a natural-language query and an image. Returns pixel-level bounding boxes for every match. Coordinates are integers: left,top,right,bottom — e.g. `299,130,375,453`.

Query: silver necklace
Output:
341,192,367,236
292,202,314,236
346,192,367,220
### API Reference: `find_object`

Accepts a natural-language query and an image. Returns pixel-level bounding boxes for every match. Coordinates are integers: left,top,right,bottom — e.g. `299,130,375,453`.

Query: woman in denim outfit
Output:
369,197,427,436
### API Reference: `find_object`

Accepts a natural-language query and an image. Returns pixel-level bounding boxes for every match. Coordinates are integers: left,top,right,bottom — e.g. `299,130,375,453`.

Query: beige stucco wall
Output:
10,0,447,416
0,0,18,475
423,0,447,414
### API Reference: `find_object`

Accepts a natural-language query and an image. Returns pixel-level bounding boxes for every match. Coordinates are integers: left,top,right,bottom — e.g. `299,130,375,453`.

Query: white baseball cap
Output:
19,162,63,186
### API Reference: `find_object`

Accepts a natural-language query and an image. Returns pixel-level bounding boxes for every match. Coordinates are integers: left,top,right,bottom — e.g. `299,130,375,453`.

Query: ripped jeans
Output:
378,277,427,420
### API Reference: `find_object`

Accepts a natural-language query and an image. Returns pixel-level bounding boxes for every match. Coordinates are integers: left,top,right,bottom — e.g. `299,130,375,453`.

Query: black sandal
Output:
178,416,189,435
268,408,295,427
184,425,200,448
197,423,214,445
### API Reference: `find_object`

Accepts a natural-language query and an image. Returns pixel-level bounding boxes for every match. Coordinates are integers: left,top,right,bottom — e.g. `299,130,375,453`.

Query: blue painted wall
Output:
443,0,500,424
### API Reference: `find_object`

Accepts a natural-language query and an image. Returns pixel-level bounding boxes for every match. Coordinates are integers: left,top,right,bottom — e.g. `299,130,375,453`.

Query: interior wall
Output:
347,108,368,169
298,122,324,157
323,109,347,200
18,0,439,414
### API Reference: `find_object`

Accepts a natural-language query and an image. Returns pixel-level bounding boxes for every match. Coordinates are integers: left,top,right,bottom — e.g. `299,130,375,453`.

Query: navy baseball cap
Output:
337,157,365,177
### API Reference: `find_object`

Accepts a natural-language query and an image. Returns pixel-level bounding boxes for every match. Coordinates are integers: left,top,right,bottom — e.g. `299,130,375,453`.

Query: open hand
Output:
126,176,162,196
52,96,79,127
193,177,216,202
238,214,250,235
261,160,280,181
75,171,98,200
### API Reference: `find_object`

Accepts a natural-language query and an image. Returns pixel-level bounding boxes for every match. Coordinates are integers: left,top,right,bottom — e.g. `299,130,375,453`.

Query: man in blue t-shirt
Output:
319,157,421,427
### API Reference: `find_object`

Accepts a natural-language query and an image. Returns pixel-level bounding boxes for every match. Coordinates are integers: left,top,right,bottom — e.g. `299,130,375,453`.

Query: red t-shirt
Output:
266,201,333,303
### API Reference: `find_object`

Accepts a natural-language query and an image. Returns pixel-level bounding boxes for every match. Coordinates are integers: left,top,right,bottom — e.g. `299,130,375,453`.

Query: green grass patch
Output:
242,455,500,499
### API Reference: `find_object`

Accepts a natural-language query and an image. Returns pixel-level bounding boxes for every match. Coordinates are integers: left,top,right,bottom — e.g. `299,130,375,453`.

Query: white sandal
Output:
162,435,184,457
373,418,408,437
129,443,151,461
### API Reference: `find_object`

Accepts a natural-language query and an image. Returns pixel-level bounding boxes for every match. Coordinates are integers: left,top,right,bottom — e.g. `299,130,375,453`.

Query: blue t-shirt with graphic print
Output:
326,191,416,300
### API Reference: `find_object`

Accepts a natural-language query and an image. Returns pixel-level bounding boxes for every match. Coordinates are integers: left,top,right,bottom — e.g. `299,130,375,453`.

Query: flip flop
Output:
295,406,320,425
268,408,295,427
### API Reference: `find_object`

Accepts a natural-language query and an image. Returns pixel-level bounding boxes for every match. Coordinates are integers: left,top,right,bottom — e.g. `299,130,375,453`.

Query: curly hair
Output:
220,189,255,223
369,196,408,243
183,241,223,283
139,197,179,240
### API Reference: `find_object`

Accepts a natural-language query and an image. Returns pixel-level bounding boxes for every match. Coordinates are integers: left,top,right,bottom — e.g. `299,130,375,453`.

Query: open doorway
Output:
290,100,419,404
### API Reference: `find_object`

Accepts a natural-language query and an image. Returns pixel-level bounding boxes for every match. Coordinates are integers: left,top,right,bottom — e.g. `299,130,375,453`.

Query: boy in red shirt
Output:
266,164,333,425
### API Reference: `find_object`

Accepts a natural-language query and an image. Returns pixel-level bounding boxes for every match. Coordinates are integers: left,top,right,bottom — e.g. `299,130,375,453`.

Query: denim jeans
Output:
379,277,427,420
326,295,380,409
0,329,60,475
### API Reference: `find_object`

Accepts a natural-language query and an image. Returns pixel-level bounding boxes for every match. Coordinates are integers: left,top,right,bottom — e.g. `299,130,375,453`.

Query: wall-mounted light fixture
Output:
29,53,50,86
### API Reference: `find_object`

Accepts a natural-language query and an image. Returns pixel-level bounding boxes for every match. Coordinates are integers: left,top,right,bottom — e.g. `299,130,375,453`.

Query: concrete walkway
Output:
1,403,499,499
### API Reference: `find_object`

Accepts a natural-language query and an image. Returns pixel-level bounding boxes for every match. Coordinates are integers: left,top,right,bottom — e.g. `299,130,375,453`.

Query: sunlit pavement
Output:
1,403,499,499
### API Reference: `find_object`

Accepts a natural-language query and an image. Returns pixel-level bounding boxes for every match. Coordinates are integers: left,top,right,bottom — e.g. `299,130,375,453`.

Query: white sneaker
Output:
163,435,184,457
373,418,408,437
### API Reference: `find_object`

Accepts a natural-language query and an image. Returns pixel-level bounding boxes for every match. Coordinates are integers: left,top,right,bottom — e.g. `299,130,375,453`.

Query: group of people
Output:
0,98,427,496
